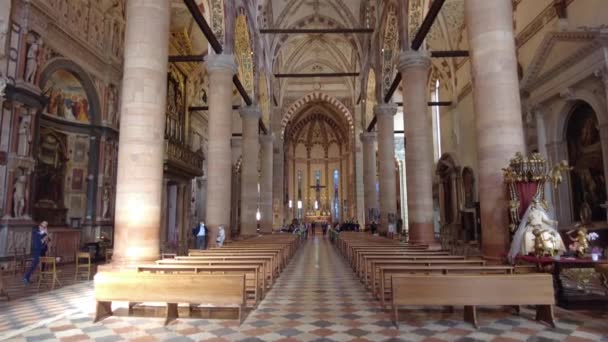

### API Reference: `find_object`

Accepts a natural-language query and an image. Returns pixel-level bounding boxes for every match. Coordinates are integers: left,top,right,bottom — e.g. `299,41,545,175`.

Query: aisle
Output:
1,237,607,341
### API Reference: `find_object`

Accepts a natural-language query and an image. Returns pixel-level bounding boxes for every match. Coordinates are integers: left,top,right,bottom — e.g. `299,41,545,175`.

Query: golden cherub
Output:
549,160,572,189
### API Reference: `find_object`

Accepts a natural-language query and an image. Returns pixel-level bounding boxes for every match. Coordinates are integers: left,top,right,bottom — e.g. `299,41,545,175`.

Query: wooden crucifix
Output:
309,172,326,209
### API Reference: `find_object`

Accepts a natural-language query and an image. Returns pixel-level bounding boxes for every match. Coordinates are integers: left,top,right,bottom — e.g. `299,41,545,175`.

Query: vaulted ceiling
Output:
167,0,470,114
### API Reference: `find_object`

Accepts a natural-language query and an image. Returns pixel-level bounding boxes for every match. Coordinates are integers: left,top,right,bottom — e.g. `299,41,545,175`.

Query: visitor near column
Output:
23,221,49,284
193,221,207,250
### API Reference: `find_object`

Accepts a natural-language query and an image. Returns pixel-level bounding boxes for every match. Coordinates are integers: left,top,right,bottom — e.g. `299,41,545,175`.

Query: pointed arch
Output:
280,92,354,140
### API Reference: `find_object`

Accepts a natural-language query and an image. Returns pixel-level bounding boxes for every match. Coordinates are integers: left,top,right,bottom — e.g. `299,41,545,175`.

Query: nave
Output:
1,236,607,341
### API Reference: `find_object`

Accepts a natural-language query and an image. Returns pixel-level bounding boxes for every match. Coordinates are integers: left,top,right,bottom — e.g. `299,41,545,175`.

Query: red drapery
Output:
516,182,538,219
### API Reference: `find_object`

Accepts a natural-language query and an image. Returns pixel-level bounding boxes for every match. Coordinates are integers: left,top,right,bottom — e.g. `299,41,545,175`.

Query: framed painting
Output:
71,168,84,190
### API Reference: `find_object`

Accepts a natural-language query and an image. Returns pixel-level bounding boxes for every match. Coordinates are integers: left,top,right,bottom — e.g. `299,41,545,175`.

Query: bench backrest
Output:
392,274,554,306
95,272,245,305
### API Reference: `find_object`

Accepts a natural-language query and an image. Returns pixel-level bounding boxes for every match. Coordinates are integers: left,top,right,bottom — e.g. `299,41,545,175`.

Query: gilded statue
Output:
549,160,572,189
567,228,589,257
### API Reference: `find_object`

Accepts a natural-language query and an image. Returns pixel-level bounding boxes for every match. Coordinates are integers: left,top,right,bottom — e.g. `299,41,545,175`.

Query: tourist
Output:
216,225,226,247
192,221,207,250
23,221,50,284
388,220,395,239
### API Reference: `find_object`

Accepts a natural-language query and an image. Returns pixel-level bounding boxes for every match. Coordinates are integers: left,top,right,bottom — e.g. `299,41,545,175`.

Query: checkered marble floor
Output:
1,236,608,341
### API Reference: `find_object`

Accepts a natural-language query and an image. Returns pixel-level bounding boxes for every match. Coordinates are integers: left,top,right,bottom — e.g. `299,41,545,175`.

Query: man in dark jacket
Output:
192,221,207,249
23,221,49,284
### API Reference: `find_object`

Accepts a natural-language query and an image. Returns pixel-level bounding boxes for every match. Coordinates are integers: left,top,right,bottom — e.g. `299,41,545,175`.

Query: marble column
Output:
465,0,526,258
375,104,398,233
240,106,261,236
271,107,285,229
259,133,274,233
205,54,237,246
360,132,378,225
112,0,170,266
398,50,434,244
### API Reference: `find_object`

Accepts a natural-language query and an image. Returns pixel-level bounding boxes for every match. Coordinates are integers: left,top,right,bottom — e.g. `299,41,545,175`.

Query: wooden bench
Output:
156,259,273,288
391,274,555,329
137,264,264,306
94,272,246,325
353,249,450,270
377,265,514,309
365,258,484,288
358,254,466,279
174,255,277,282
187,251,284,272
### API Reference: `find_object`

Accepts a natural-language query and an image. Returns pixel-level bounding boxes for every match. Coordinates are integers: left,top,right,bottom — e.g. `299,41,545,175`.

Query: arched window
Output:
432,79,442,161
333,169,340,221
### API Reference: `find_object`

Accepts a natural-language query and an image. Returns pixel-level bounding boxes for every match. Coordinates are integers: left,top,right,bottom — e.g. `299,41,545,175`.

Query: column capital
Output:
240,105,261,119
206,53,237,75
398,50,431,73
260,133,275,144
374,103,398,117
359,131,377,143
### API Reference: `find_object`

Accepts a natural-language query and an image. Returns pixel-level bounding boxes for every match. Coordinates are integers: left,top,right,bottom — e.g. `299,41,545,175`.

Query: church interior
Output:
1,0,608,340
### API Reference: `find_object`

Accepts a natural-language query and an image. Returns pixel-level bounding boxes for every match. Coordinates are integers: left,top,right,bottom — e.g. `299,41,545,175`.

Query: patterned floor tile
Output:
1,236,608,341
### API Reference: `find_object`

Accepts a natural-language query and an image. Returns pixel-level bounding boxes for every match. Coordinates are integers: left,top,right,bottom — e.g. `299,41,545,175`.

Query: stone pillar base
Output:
408,222,436,245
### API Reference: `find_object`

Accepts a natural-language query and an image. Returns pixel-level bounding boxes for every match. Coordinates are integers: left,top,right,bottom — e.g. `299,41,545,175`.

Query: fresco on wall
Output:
567,103,607,221
44,69,90,123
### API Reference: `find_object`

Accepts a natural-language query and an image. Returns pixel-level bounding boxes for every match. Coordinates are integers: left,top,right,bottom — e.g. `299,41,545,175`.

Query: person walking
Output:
23,221,50,284
216,225,226,247
193,221,207,249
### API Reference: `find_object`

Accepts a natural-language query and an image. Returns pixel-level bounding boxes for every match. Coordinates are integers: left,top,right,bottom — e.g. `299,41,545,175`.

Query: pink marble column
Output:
465,0,526,259
205,54,237,246
375,104,398,233
398,50,435,245
112,0,170,266
259,133,274,233
360,132,378,225
240,106,260,236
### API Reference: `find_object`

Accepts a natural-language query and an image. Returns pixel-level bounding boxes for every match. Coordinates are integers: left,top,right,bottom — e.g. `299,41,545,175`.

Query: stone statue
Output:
13,174,27,218
0,75,6,99
102,186,111,218
24,37,42,84
17,111,32,156
107,86,117,125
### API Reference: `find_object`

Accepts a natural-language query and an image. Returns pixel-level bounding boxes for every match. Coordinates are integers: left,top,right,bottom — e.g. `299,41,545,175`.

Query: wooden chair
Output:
0,272,9,301
38,257,62,290
105,248,113,262
75,252,92,281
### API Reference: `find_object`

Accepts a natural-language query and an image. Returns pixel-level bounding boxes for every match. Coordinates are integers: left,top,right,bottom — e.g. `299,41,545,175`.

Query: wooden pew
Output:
94,272,246,325
174,255,278,280
367,259,486,290
377,265,514,309
352,249,449,270
357,253,461,277
188,250,285,271
391,274,555,329
199,247,288,266
137,264,264,306
157,259,273,288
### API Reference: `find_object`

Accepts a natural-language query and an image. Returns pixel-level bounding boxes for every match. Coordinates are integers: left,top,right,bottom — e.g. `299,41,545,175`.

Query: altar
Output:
305,215,331,224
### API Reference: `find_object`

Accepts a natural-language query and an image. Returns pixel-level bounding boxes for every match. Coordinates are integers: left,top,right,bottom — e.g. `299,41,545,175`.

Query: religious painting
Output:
567,103,607,221
35,130,67,206
71,168,84,190
44,69,90,123
166,65,185,118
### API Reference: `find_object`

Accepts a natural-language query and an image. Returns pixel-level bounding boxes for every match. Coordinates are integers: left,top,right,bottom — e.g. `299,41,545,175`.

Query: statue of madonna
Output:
508,198,566,263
